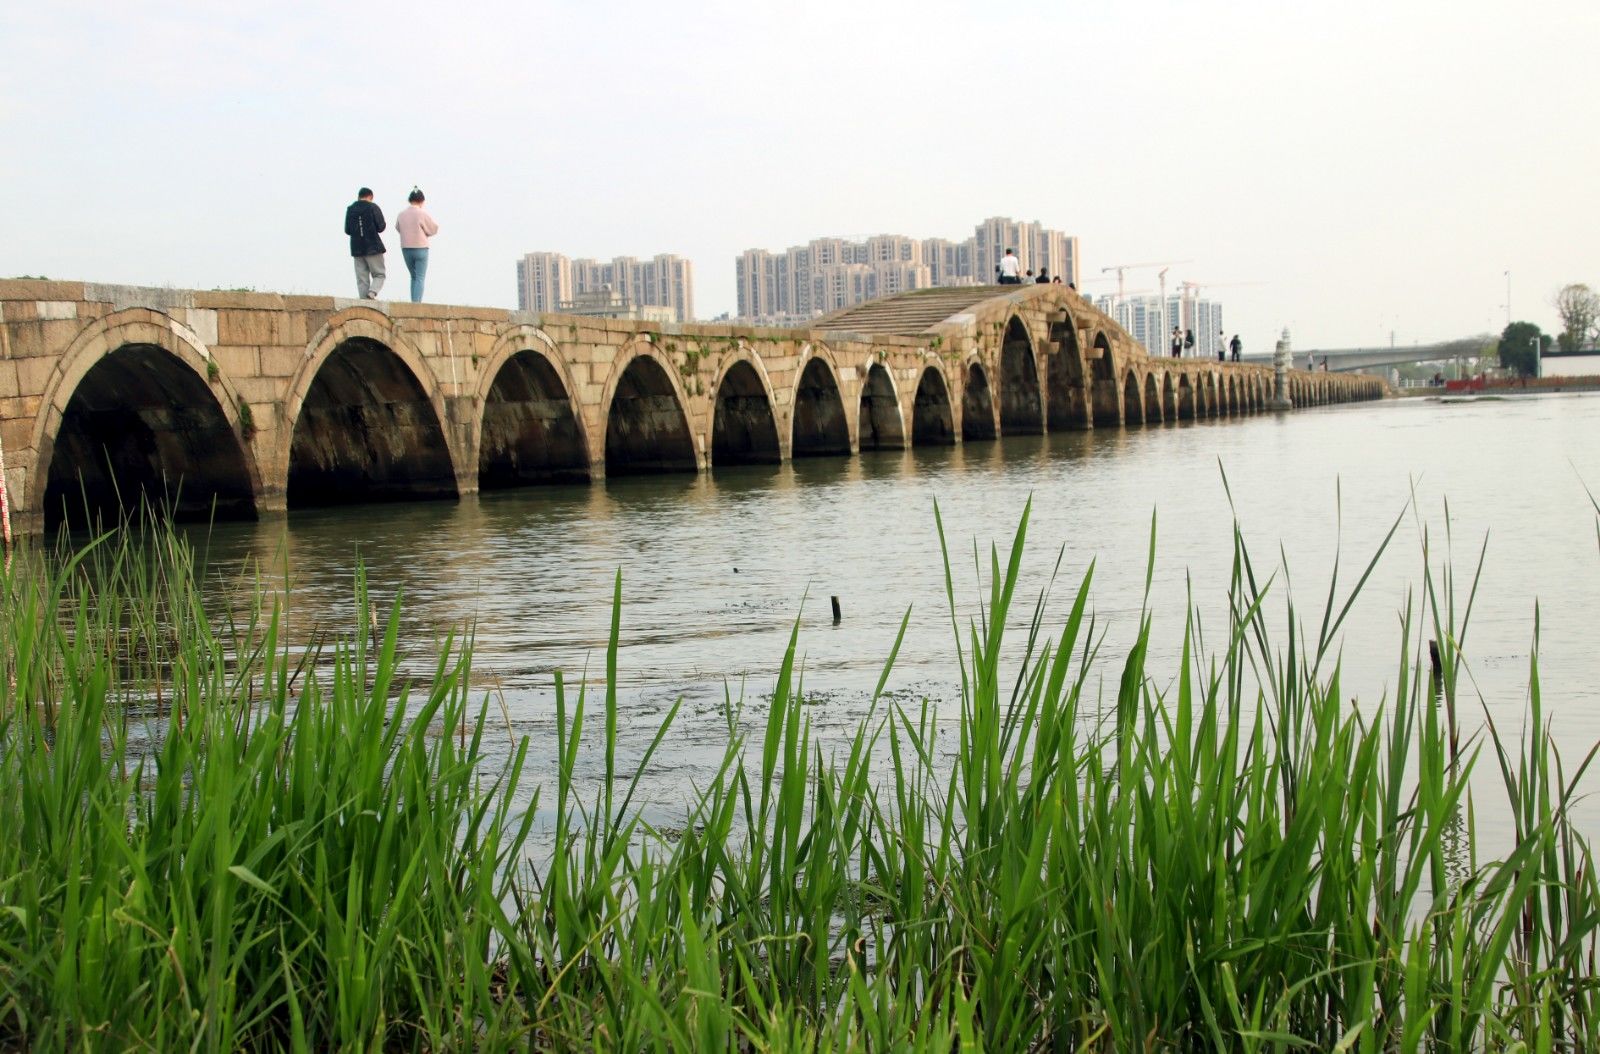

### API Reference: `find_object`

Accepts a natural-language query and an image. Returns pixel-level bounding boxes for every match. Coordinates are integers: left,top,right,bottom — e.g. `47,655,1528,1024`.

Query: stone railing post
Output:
1269,327,1294,411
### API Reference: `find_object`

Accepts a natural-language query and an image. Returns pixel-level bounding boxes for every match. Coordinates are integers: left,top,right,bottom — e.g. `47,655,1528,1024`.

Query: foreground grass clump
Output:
1,505,1597,1050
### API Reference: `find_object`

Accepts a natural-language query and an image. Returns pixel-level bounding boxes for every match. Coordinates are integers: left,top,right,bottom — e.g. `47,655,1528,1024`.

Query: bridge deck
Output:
811,285,1031,335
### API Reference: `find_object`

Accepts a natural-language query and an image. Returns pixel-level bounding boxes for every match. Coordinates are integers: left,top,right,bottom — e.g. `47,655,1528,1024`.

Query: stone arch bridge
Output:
0,279,1385,534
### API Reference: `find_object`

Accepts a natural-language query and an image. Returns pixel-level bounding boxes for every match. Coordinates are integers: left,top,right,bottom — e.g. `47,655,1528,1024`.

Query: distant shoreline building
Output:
517,251,694,322
735,216,1079,324
1094,293,1225,359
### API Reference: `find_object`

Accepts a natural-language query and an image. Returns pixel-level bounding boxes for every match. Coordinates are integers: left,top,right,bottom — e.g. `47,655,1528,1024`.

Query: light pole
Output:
1530,335,1541,380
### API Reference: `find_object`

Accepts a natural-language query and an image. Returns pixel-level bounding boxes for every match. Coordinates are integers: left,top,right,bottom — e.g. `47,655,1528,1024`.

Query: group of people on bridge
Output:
1169,326,1243,362
344,187,440,304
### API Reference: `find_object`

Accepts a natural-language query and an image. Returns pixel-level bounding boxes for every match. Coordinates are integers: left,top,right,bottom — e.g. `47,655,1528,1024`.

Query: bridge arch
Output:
998,316,1043,435
1143,373,1162,424
285,311,460,507
601,340,698,474
1122,371,1143,425
33,309,260,530
1177,374,1195,420
791,343,851,457
962,357,997,442
710,350,782,466
911,364,955,445
476,326,591,487
857,361,907,451
1045,309,1090,430
1162,373,1177,421
1090,332,1119,427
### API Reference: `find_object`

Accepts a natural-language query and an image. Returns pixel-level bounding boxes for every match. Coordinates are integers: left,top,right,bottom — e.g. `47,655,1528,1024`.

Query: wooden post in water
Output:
831,596,842,623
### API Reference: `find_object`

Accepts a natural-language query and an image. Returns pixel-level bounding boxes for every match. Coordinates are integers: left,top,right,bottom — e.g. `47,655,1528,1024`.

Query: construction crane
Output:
1178,279,1265,301
1099,260,1192,304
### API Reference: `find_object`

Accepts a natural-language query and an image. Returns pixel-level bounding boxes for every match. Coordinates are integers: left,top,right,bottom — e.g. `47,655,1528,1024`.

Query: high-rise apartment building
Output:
734,216,1079,324
516,251,695,322
1095,293,1225,359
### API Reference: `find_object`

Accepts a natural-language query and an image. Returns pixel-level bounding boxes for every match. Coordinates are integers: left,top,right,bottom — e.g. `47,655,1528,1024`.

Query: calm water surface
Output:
192,393,1600,843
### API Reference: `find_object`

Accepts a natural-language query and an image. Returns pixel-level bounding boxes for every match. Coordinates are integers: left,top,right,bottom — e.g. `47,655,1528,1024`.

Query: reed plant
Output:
0,500,1595,1050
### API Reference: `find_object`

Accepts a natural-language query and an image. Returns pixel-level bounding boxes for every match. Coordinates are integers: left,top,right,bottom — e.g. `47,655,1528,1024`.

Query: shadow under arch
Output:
1163,373,1178,421
962,361,996,442
792,353,850,457
911,365,955,445
858,362,906,451
479,347,591,488
998,317,1042,435
1177,375,1196,420
1045,311,1090,430
288,336,459,507
1122,371,1143,425
605,353,697,474
711,358,781,466
43,342,257,531
1090,332,1119,427
1144,373,1162,424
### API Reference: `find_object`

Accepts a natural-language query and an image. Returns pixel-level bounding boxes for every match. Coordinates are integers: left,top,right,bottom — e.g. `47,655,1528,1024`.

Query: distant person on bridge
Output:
397,188,440,303
1170,326,1183,358
998,249,1021,285
1229,334,1241,362
344,188,387,300
1036,268,1050,284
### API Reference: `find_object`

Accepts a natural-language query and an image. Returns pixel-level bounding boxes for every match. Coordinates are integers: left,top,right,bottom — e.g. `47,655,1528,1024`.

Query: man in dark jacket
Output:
345,188,387,299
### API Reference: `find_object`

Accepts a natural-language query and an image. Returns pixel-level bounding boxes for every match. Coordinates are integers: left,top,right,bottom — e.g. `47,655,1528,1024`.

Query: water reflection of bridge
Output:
0,280,1385,533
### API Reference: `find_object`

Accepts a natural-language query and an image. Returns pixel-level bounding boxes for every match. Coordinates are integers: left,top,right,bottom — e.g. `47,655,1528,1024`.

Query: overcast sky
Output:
4,0,1596,350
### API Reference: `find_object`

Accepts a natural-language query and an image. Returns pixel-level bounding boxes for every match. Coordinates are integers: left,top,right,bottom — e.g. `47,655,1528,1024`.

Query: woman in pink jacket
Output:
396,188,440,303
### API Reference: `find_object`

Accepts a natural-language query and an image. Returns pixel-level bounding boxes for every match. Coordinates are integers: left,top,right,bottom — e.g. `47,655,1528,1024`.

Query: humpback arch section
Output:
911,366,955,445
998,317,1042,435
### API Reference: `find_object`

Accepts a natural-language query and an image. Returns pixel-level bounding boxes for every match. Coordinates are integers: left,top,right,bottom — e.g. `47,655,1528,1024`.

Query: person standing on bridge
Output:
1170,326,1183,358
344,188,387,300
998,249,1021,285
397,187,440,303
1229,334,1241,362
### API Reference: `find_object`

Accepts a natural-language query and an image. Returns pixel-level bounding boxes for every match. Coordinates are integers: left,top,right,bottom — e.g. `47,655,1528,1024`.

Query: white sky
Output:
4,0,1596,350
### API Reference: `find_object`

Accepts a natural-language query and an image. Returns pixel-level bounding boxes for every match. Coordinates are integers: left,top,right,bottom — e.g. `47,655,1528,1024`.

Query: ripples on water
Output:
189,394,1600,846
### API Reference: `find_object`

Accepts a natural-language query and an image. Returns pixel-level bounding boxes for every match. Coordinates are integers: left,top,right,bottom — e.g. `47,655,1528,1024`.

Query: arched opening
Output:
999,317,1042,435
44,343,256,531
604,355,697,474
792,356,850,457
962,363,996,442
1177,375,1195,420
1163,374,1178,421
1144,374,1162,424
288,337,457,508
1045,313,1090,430
1122,372,1143,425
1090,333,1120,428
479,349,590,488
911,366,955,446
711,360,780,466
857,363,906,451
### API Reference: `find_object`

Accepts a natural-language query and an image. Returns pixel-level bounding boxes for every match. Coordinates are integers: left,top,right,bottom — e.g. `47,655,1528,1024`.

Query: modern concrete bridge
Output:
0,279,1385,534
1242,335,1492,373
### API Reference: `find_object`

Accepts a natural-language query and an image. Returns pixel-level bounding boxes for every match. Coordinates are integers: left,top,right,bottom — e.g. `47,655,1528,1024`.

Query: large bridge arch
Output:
998,316,1043,435
1090,332,1120,427
858,361,906,451
1045,309,1090,431
476,326,592,488
600,340,699,474
284,312,461,507
710,349,782,466
32,309,261,530
791,344,851,457
911,364,955,445
962,358,997,442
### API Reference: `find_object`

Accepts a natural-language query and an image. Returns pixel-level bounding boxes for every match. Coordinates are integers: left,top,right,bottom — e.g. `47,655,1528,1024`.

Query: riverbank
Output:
2,510,1595,1050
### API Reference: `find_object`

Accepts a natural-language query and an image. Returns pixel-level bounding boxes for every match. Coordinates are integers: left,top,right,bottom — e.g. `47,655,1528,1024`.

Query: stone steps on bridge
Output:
811,286,1023,336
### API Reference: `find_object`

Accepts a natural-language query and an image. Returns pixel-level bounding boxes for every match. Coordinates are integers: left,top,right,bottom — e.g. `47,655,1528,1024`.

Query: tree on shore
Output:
1496,320,1547,376
1553,283,1599,351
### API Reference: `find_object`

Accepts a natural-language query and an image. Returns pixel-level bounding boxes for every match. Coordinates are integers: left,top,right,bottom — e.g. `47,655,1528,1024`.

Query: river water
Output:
192,393,1600,844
